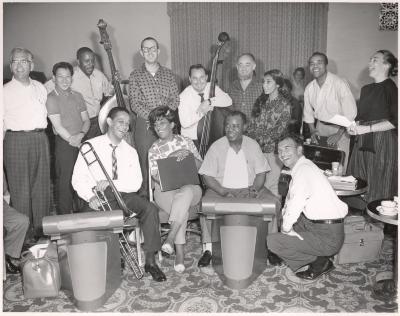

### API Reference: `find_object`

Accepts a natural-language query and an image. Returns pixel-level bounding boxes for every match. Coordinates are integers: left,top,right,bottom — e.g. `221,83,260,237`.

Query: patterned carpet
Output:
2,225,398,313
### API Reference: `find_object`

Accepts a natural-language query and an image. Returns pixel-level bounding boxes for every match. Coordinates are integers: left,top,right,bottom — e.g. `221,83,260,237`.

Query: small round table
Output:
366,199,398,300
335,178,368,197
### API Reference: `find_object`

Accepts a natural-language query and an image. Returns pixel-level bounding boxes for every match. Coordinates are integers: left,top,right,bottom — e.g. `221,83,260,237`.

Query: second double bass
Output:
197,32,231,158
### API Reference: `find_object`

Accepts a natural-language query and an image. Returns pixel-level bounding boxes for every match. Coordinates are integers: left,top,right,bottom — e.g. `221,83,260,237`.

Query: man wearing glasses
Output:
179,64,232,149
3,47,51,243
128,37,180,197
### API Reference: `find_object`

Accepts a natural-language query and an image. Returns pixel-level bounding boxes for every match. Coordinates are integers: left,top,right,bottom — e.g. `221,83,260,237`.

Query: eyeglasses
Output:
142,46,158,54
11,59,31,66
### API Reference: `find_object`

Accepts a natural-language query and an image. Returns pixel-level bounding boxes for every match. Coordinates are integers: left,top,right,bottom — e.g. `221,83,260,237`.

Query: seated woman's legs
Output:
155,184,201,266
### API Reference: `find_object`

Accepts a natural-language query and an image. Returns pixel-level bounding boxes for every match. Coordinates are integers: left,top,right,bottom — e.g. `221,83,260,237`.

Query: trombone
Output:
79,141,144,279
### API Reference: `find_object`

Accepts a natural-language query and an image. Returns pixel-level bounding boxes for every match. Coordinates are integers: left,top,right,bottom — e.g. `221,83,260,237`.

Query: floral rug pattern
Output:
3,229,398,313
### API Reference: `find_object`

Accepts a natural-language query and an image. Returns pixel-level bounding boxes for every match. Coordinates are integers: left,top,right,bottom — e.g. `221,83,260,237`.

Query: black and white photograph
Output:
2,0,398,313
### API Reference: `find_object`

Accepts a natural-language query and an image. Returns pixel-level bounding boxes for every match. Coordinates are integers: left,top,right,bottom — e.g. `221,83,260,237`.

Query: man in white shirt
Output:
267,134,348,280
197,111,279,267
45,47,113,140
179,64,232,149
3,47,51,241
71,107,166,282
303,52,357,170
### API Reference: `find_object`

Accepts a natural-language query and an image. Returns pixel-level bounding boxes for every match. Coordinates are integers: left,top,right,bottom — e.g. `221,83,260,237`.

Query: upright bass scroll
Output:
97,19,134,145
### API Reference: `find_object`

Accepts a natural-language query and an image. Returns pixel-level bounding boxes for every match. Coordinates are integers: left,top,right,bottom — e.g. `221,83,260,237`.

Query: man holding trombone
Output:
72,106,166,282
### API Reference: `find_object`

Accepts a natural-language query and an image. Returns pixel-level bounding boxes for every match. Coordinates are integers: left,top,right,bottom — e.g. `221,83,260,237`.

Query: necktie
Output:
198,93,204,103
110,144,118,180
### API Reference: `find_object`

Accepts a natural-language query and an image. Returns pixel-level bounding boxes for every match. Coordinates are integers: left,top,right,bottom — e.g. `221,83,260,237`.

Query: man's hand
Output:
89,196,101,210
196,100,213,116
95,180,110,192
282,229,304,241
69,133,84,147
168,149,190,161
347,124,370,136
310,130,320,144
327,129,344,147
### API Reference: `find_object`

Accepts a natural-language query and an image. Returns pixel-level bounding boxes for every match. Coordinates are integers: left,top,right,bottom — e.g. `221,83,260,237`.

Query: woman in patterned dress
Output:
148,106,202,273
247,69,292,197
347,50,397,202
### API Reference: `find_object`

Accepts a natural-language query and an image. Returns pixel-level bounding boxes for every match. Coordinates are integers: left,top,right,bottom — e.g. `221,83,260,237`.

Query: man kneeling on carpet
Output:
198,110,280,267
72,107,166,282
267,134,347,280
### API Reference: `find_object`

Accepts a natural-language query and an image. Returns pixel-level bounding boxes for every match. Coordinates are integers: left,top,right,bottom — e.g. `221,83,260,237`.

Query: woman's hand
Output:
168,149,190,161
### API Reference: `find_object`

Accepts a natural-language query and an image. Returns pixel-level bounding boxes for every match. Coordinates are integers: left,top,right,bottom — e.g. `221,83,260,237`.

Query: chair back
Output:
303,144,345,170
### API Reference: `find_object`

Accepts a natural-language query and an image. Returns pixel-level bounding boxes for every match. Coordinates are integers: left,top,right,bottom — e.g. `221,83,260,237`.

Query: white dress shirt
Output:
3,78,48,131
283,156,348,230
303,72,356,125
45,67,113,118
179,83,232,140
72,134,142,202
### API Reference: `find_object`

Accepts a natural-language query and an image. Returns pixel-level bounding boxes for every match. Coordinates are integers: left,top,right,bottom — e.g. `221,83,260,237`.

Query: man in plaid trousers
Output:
3,47,51,242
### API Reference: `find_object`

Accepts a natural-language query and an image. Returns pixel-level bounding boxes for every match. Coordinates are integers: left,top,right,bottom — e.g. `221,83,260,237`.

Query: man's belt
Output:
308,218,344,224
7,128,45,133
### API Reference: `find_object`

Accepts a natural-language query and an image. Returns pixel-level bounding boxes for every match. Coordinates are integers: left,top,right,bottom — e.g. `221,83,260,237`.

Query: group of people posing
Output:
3,36,397,282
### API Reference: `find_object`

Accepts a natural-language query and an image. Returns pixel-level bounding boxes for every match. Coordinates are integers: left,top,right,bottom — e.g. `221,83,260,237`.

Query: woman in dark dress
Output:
347,50,397,202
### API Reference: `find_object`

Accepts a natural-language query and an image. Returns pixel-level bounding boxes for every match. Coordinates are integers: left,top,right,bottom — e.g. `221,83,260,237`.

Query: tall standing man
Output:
45,47,114,140
179,64,232,149
3,47,51,241
303,52,357,169
228,53,263,120
128,37,180,197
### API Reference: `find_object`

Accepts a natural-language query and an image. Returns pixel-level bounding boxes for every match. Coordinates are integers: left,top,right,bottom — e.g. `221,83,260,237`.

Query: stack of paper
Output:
328,175,358,191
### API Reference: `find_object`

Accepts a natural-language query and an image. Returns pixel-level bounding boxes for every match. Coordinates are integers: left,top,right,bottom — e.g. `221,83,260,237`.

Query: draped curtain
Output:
168,2,328,91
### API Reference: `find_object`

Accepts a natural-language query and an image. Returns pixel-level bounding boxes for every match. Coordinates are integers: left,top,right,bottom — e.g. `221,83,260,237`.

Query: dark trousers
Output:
55,136,79,215
134,116,157,197
267,215,344,271
4,131,51,237
83,117,102,141
81,187,161,253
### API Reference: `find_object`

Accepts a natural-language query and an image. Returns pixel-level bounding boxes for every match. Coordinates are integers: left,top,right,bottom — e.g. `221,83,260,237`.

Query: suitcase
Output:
335,216,384,264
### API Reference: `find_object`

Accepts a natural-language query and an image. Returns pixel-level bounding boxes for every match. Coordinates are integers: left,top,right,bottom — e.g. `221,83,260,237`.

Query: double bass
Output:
197,32,231,158
97,19,134,145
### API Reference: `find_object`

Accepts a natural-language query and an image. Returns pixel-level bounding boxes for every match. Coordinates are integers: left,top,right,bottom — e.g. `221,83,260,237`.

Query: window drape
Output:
168,2,328,91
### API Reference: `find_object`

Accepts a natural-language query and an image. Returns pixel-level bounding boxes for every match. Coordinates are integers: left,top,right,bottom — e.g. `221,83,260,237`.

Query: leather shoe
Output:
144,263,167,282
296,259,334,280
198,250,212,268
5,255,20,274
268,251,283,266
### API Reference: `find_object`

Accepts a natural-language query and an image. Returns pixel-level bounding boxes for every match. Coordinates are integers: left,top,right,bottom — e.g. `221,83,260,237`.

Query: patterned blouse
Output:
128,63,180,119
246,94,291,154
148,134,202,176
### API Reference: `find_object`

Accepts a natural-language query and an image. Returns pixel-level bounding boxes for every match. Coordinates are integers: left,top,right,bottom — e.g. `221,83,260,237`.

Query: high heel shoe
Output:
174,263,185,273
161,243,174,255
